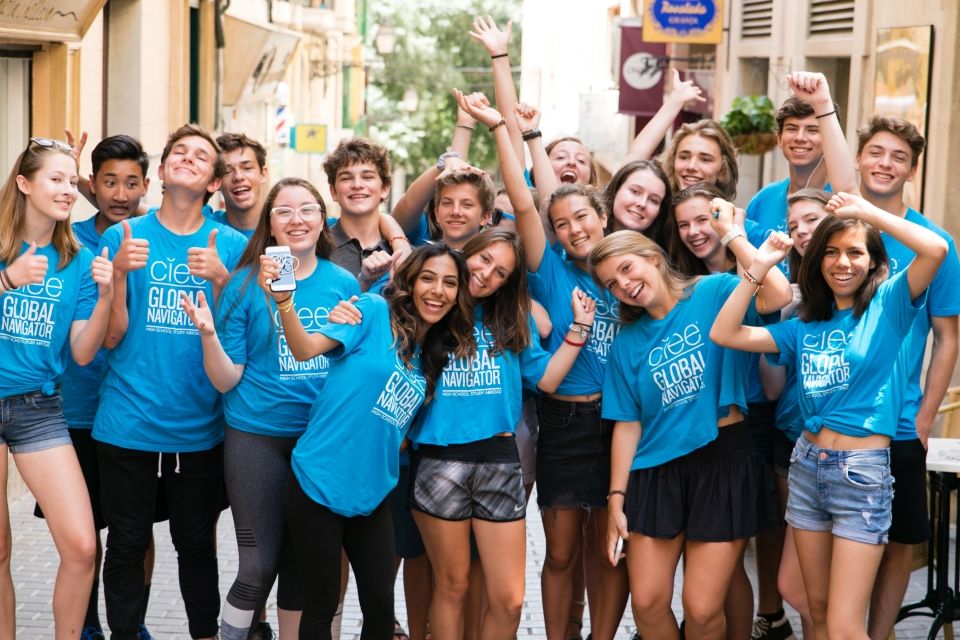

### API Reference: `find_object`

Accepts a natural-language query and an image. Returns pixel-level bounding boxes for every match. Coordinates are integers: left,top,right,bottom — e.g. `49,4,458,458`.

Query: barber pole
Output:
275,105,289,145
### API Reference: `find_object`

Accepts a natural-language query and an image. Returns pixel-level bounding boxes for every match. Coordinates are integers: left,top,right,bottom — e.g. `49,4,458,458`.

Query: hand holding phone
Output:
265,246,297,293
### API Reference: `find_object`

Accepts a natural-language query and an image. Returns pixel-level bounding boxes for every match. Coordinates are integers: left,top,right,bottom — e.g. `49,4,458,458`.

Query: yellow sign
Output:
292,124,327,154
643,0,723,44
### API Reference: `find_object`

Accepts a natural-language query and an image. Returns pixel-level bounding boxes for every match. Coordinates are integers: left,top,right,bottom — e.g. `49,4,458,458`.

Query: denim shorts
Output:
0,390,72,454
786,435,894,545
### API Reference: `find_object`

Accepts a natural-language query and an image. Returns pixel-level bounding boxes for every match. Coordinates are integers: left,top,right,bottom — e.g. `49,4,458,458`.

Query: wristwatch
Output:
437,150,460,171
720,226,746,247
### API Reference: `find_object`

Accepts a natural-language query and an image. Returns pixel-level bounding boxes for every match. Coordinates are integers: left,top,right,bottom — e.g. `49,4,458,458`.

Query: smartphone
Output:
614,536,624,565
265,246,297,292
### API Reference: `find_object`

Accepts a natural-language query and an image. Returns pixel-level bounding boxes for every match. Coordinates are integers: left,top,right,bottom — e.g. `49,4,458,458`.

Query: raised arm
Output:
786,71,857,194
623,68,705,164
391,104,477,234
179,290,245,392
710,232,794,353
456,89,547,272
710,198,794,313
70,249,114,365
469,16,524,164
826,192,948,299
516,103,557,239
537,288,595,392
258,255,342,360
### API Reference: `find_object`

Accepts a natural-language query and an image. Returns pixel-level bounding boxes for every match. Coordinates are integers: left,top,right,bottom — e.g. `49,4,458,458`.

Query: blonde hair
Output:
0,144,79,269
588,230,697,324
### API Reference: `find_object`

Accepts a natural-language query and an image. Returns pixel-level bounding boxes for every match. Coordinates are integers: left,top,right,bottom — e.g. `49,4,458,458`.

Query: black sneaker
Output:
248,621,276,640
751,612,795,640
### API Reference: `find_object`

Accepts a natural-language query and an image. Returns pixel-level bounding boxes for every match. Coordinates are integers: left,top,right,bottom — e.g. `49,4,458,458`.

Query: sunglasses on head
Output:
491,208,516,226
30,137,73,153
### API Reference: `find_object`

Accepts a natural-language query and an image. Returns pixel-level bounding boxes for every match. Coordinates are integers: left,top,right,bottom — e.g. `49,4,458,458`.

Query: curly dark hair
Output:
383,243,476,400
462,228,532,354
322,137,392,190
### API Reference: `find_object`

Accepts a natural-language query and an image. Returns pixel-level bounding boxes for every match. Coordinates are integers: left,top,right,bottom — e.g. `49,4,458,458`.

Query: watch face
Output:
622,52,663,90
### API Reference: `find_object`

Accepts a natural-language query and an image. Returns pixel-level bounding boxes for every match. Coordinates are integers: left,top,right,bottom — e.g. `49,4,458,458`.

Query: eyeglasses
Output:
30,137,73,153
270,204,324,222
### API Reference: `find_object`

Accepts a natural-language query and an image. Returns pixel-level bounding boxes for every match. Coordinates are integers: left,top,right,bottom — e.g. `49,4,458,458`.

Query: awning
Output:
222,14,302,105
0,0,106,43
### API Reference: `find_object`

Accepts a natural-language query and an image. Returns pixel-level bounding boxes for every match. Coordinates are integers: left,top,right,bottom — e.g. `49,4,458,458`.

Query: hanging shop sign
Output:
643,0,723,44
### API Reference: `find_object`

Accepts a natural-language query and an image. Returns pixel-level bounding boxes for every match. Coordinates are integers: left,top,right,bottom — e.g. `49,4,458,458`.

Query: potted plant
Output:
720,95,777,155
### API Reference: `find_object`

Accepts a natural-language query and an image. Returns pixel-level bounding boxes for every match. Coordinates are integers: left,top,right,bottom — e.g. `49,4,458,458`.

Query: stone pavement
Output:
7,490,943,638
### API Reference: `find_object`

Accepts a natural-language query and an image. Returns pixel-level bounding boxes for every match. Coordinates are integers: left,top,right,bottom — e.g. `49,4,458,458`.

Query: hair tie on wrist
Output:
489,119,507,132
563,336,586,347
491,53,509,59
456,124,475,131
815,110,836,119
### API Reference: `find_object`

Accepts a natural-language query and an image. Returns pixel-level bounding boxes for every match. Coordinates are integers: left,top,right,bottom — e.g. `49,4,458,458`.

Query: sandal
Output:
393,619,411,640
567,615,584,640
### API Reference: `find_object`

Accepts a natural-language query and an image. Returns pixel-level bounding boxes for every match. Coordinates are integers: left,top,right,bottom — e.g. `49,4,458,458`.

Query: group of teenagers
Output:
1,15,959,640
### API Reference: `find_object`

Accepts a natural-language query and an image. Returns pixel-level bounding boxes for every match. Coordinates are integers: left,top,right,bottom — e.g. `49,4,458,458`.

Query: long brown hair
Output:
660,119,739,200
0,142,80,269
604,159,672,247
462,228,532,354
383,243,476,400
588,230,698,325
797,215,889,321
786,188,831,281
666,182,728,276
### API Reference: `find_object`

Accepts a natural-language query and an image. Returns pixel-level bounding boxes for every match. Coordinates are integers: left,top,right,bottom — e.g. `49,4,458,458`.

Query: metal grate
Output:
808,0,856,36
741,0,774,39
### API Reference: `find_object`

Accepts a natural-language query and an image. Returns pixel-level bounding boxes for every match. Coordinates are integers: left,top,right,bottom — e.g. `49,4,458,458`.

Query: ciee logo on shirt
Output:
275,305,333,379
146,258,206,334
801,329,851,396
372,352,427,430
648,322,706,409
0,277,64,346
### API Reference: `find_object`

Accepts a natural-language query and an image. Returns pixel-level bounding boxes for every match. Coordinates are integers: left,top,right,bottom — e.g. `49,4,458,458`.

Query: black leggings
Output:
283,471,396,640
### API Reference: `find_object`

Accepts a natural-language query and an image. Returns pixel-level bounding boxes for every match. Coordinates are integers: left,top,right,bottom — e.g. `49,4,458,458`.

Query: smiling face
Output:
220,146,266,214
594,252,663,310
611,167,666,232
674,196,722,264
779,115,823,169
159,135,220,195
18,152,79,223
435,182,489,247
413,254,460,325
549,140,592,185
856,131,917,200
269,185,325,257
89,158,147,225
673,134,723,190
465,240,516,298
550,194,608,261
330,161,389,217
821,226,874,309
788,199,828,257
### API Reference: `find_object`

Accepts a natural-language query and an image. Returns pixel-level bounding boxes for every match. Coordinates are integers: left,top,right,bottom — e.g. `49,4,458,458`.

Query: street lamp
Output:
401,87,419,112
375,25,397,56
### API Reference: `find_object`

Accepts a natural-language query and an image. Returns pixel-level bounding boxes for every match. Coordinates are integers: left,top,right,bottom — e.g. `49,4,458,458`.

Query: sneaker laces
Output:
751,616,771,639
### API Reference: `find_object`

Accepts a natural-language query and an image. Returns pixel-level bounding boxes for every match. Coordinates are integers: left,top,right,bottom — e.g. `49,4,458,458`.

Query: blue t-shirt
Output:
529,245,620,395
204,207,256,239
291,294,427,516
60,215,108,428
771,356,804,443
882,208,960,440
409,307,551,445
602,274,756,469
1,243,96,397
218,261,360,437
746,178,832,277
766,270,923,439
93,213,248,452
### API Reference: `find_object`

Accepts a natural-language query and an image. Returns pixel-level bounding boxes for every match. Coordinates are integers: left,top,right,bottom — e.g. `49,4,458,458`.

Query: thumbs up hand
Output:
113,220,149,274
5,242,48,288
91,247,115,298
188,228,229,287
